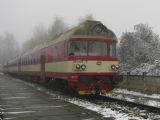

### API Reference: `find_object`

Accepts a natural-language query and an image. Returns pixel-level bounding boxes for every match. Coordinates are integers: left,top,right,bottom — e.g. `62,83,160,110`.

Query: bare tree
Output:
22,17,69,52
22,24,48,52
48,17,69,40
79,13,95,23
119,24,160,71
0,33,20,64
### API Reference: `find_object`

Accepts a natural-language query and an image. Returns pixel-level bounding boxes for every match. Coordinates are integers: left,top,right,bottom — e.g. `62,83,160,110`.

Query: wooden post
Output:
142,72,147,93
126,72,130,89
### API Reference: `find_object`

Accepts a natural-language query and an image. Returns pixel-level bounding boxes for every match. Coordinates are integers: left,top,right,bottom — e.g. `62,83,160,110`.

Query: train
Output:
3,20,122,95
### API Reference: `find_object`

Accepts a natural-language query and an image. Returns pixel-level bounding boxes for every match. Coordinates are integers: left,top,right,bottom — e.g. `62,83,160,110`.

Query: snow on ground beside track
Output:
114,88,160,99
46,91,147,119
64,98,143,120
104,88,160,108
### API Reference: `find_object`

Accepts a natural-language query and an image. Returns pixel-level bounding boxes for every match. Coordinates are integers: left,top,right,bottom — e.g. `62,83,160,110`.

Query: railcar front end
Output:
66,38,121,95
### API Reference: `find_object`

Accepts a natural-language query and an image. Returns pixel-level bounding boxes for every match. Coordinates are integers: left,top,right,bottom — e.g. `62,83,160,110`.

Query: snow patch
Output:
61,98,143,120
3,97,30,100
6,111,35,114
114,88,160,99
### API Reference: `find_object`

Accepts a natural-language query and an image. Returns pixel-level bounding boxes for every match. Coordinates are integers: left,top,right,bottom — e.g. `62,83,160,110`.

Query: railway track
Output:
112,91,160,102
89,95,160,113
75,94,160,119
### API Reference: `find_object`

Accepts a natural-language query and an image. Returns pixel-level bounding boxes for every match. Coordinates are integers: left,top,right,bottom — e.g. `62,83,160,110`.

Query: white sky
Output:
0,0,160,45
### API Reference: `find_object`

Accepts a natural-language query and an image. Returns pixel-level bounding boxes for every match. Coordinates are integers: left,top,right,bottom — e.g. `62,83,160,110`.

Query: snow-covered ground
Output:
114,88,160,99
63,97,141,120
106,88,160,108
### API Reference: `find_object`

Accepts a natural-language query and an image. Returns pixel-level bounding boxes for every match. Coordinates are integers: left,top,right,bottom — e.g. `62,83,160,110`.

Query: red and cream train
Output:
3,20,122,95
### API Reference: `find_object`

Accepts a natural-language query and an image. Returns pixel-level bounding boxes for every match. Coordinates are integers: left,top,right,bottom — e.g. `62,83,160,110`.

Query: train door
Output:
18,58,21,72
41,49,45,78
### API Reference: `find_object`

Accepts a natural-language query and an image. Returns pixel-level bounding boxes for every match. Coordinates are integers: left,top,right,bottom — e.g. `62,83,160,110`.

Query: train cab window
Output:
88,41,107,56
110,43,116,56
88,41,116,56
69,41,87,56
107,43,116,56
52,46,58,61
64,42,68,56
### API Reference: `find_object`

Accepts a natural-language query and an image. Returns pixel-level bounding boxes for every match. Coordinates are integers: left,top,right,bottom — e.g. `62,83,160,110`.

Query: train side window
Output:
37,58,40,64
34,58,36,64
37,53,40,64
112,44,116,56
107,43,110,56
52,46,58,61
64,42,68,56
107,43,116,56
110,44,116,56
27,58,28,65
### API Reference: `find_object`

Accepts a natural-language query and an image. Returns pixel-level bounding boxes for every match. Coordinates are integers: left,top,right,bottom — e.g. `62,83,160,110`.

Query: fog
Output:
0,0,160,45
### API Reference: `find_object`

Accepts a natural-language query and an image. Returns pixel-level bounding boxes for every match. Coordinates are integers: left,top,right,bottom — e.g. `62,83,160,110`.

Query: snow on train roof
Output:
22,20,117,57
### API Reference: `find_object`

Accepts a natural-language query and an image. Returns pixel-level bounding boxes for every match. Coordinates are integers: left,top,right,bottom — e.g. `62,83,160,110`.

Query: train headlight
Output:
81,64,86,70
75,64,81,70
111,65,116,70
116,65,120,69
111,64,121,71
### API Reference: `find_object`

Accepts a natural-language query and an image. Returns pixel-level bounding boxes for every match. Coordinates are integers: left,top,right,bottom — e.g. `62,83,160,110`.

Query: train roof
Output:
44,20,117,47
22,20,117,58
63,20,117,38
48,20,117,42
